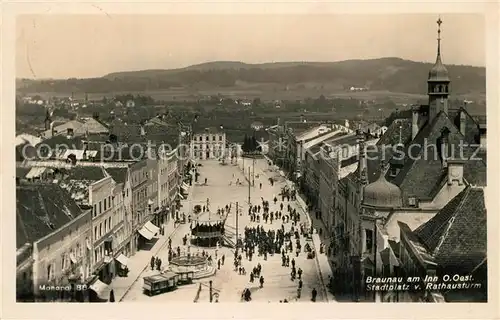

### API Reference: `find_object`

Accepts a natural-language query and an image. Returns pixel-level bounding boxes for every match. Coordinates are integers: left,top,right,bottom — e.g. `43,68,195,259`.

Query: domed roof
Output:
428,55,450,82
363,166,402,208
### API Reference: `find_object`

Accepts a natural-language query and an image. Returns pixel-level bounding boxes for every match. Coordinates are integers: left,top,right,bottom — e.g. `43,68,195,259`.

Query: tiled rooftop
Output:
16,183,84,249
414,187,486,272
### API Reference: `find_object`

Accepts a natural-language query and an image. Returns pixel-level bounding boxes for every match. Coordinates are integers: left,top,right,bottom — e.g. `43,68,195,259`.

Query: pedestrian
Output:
150,256,155,270
298,279,303,289
222,254,225,265
311,288,317,302
259,276,264,288
218,259,221,270
250,272,254,283
157,258,162,271
259,182,262,189
298,268,303,280
291,258,295,268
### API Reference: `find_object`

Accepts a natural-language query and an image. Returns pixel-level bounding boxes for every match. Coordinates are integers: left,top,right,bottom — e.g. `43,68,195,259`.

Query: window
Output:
212,136,216,141
219,135,222,141
205,136,209,141
99,201,102,214
47,264,52,281
94,226,97,240
389,167,398,177
104,220,107,232
104,198,107,211
365,229,373,253
99,224,102,237
408,197,417,206
93,204,97,217
61,254,66,270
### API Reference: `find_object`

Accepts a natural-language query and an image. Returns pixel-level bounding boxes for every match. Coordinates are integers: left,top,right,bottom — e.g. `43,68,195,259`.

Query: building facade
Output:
191,130,226,160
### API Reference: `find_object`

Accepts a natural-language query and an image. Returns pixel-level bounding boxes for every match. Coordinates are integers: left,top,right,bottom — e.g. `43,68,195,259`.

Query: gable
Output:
390,111,486,200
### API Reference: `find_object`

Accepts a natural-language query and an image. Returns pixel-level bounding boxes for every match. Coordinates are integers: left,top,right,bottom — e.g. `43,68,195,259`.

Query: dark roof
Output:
109,123,178,145
343,149,382,185
16,143,37,162
414,187,486,272
16,167,31,179
106,167,129,184
448,107,481,145
376,118,412,148
66,166,106,181
88,144,152,162
16,183,83,249
36,135,85,150
390,111,486,199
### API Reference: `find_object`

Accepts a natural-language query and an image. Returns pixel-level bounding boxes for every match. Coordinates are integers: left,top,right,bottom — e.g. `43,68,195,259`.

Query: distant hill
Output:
16,57,485,96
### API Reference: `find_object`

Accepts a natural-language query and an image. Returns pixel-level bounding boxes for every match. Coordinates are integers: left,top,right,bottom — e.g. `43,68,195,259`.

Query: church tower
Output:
427,17,450,123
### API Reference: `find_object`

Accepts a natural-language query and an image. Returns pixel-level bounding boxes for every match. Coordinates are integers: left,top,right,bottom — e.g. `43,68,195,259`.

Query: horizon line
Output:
16,56,486,81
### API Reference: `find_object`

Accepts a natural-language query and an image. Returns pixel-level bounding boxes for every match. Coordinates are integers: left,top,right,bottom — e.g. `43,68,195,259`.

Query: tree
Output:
242,135,249,153
251,136,258,152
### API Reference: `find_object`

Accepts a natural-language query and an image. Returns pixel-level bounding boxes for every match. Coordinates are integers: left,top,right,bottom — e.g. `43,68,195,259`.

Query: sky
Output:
16,14,485,79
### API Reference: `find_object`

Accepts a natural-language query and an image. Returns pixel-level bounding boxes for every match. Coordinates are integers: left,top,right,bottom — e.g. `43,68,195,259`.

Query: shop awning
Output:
144,221,160,235
115,253,129,267
26,167,47,179
182,182,189,189
90,279,111,300
177,192,184,200
138,227,154,240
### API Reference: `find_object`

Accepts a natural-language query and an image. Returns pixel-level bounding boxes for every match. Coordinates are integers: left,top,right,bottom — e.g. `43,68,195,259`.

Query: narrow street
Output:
118,158,333,302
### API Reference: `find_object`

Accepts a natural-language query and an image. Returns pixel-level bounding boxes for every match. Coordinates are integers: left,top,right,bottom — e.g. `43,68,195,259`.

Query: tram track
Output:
119,223,184,301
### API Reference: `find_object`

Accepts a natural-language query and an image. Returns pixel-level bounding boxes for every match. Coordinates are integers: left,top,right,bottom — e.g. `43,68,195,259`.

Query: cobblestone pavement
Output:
119,159,334,303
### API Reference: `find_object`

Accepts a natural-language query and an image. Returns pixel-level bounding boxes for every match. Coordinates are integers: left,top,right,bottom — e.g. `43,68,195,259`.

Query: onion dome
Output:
428,55,449,82
428,17,450,82
363,163,402,208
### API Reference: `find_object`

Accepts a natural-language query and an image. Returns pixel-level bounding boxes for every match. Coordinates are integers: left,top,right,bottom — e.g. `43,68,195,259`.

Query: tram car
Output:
143,272,179,296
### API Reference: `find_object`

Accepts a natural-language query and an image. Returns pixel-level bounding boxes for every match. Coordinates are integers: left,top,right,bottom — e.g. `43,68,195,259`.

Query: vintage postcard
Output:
1,1,499,320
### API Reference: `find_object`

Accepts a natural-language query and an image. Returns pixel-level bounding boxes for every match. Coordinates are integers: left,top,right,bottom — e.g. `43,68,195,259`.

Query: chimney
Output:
67,128,74,139
447,159,465,186
277,117,281,127
440,128,450,168
411,105,420,140
459,108,467,136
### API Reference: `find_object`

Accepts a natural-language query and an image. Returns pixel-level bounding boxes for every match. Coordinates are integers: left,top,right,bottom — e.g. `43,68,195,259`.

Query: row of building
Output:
266,21,487,302
15,114,197,301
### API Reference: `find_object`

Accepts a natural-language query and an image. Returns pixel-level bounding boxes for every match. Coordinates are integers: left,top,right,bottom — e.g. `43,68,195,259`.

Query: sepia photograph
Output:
8,8,493,311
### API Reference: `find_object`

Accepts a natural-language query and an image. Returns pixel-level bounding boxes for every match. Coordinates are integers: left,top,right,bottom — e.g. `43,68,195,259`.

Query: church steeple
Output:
428,16,450,122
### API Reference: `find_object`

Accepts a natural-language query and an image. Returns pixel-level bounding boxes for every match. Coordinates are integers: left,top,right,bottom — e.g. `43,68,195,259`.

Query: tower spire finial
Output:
437,16,442,56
